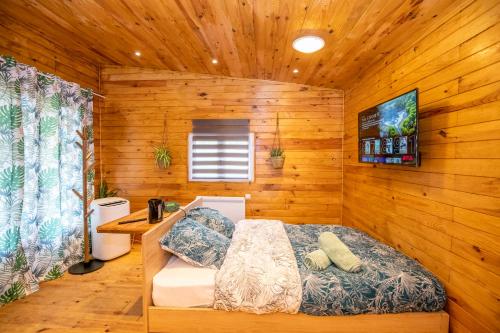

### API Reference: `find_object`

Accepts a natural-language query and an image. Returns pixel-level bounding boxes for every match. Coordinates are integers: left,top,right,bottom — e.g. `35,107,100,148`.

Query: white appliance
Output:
90,197,131,260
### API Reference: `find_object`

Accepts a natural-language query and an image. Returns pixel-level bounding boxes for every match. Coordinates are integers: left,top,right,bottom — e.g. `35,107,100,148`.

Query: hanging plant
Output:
154,144,172,169
270,113,285,169
154,112,172,169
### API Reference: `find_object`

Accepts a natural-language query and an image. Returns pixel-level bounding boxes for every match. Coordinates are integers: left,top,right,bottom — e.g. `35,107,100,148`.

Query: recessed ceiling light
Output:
134,51,141,57
211,58,218,64
292,36,325,53
292,68,299,74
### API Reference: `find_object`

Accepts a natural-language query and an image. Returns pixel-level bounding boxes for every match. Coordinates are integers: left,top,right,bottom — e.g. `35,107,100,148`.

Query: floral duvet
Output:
214,220,302,314
284,224,447,316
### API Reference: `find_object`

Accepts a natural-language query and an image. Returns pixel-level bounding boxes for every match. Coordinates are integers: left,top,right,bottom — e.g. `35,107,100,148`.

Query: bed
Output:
142,197,449,333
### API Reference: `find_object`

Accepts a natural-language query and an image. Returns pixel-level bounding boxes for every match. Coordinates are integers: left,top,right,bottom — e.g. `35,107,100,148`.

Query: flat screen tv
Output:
358,89,419,166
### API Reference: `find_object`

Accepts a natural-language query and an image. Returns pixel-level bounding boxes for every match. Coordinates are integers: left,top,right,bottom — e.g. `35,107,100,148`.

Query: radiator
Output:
196,196,246,223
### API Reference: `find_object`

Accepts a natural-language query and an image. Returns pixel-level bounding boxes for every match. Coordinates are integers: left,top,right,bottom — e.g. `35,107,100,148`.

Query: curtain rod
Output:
36,71,106,99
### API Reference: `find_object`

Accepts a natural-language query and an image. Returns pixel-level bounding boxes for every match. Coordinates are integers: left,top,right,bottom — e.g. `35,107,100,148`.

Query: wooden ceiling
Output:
0,0,463,88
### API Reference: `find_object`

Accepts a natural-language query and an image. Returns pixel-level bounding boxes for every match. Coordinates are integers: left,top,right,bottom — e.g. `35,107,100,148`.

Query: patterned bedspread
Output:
214,220,302,314
284,224,447,316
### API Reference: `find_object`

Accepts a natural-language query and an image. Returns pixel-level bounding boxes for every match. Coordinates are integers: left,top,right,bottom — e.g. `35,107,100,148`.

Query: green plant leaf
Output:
0,166,24,192
14,79,21,94
40,117,58,136
98,180,119,198
38,169,58,189
87,169,95,184
78,104,86,120
154,145,172,168
164,202,180,213
37,74,54,89
13,251,27,272
16,137,24,156
0,105,22,130
85,125,93,140
0,281,25,305
0,227,20,256
45,265,63,280
2,56,16,67
81,89,92,99
50,93,62,110
270,147,284,157
39,219,60,245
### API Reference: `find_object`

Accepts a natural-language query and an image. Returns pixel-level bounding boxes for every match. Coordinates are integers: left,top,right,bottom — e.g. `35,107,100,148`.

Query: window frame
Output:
188,132,255,182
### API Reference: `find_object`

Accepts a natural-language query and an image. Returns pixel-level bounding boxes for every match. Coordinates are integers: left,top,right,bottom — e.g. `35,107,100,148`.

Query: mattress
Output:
284,224,447,316
152,255,217,307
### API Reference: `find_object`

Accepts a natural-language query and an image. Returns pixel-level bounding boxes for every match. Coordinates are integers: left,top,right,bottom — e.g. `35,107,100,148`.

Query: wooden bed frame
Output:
141,198,449,333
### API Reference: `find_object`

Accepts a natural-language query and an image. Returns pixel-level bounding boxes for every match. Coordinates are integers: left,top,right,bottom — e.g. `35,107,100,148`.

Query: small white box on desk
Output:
90,197,131,260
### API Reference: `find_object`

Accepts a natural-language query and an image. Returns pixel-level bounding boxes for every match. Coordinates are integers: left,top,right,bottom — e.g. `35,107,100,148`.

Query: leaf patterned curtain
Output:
0,56,94,305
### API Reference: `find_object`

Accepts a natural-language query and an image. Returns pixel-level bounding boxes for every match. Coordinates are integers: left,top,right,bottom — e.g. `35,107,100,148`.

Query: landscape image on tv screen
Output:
358,89,418,166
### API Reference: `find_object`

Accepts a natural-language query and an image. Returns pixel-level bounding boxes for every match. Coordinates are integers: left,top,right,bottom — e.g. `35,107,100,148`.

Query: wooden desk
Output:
96,208,173,235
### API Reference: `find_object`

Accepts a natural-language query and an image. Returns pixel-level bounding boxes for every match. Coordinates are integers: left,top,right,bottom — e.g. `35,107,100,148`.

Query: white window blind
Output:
189,120,254,182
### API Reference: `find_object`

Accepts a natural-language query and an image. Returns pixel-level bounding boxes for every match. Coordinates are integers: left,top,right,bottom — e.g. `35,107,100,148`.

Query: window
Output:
189,120,254,182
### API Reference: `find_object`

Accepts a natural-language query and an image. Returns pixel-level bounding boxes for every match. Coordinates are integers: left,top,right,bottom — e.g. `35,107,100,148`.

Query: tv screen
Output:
358,89,418,166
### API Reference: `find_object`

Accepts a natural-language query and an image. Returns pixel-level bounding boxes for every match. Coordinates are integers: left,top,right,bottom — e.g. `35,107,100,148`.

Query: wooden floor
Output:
0,246,143,333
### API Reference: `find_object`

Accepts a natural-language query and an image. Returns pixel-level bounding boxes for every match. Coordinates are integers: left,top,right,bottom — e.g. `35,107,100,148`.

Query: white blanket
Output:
214,220,302,314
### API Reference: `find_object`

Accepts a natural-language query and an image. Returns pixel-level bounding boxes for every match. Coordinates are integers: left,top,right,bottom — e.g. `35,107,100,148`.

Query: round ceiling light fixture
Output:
292,35,325,53
134,50,141,57
211,58,219,64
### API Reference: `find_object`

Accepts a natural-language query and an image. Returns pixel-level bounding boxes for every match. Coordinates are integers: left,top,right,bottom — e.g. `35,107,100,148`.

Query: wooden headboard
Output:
141,198,202,332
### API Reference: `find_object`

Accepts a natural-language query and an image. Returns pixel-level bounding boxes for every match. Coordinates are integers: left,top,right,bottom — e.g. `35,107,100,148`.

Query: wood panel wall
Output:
100,66,343,223
0,17,103,188
342,1,499,332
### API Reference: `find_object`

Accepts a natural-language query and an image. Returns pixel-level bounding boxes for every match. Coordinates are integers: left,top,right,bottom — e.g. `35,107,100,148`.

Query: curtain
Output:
0,56,94,305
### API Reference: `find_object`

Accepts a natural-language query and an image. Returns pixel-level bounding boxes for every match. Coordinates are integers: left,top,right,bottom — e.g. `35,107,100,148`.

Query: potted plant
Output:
154,144,172,169
154,112,172,169
97,179,119,198
270,113,285,169
270,147,285,169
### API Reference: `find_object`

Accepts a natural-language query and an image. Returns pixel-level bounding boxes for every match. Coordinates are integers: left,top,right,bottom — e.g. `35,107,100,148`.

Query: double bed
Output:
142,197,449,333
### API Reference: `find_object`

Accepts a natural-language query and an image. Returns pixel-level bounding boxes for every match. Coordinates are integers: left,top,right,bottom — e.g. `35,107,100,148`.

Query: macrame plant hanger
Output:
270,112,285,169
272,113,281,152
68,128,104,274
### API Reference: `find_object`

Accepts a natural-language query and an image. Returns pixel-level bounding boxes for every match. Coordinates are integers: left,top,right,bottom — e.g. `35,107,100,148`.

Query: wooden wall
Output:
100,66,343,223
342,1,499,332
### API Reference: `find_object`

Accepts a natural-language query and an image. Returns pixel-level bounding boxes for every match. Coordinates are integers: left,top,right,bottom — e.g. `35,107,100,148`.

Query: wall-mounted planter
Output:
271,156,285,169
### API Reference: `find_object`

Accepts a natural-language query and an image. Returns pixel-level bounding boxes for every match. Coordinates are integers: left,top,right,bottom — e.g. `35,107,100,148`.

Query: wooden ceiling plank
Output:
0,18,98,77
291,0,350,85
165,0,222,73
99,0,187,70
332,0,470,86
220,0,257,78
307,0,404,87
0,1,110,65
253,0,272,79
345,0,496,107
25,0,132,65
272,0,313,83
0,0,465,87
180,0,242,76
